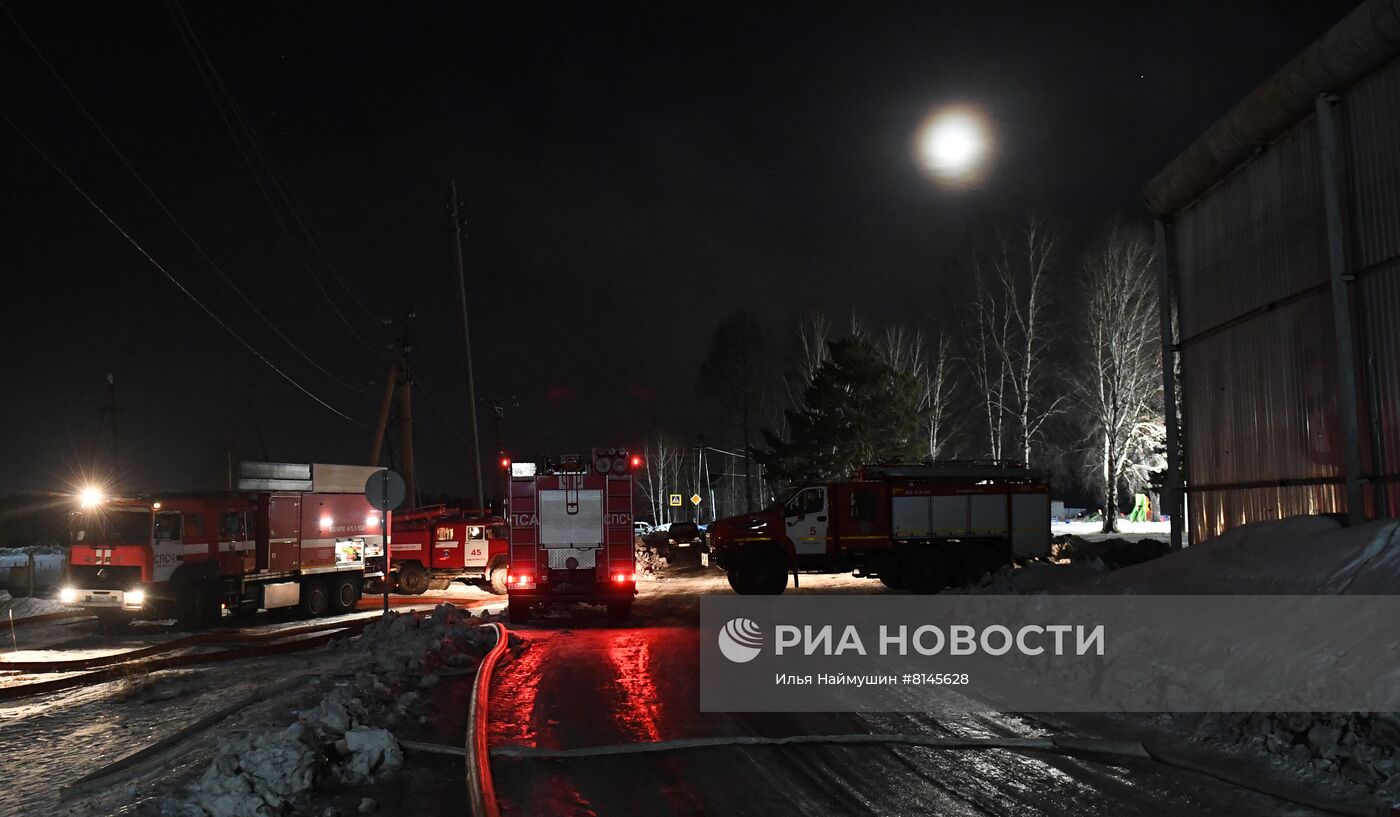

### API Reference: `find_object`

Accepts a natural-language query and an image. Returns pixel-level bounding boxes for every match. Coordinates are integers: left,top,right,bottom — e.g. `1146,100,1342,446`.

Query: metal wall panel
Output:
1175,121,1328,340
1189,484,1347,543
1345,58,1400,273
1183,289,1343,489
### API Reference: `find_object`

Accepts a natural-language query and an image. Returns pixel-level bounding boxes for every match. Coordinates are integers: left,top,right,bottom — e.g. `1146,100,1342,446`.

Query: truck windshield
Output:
71,509,151,546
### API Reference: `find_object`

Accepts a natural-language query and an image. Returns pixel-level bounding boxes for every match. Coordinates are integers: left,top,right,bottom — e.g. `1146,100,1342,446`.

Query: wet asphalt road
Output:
487,571,1329,817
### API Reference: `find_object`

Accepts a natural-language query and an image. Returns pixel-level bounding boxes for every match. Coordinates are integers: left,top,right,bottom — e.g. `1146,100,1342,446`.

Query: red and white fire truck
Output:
379,506,510,595
62,462,383,627
505,449,638,622
706,461,1051,595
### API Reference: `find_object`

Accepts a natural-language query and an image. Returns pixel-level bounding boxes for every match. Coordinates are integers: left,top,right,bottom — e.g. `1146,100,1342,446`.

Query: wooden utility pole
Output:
94,373,120,484
449,179,485,509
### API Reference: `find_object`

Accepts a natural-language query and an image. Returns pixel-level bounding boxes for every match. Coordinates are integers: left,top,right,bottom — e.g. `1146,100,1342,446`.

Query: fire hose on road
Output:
485,733,1394,817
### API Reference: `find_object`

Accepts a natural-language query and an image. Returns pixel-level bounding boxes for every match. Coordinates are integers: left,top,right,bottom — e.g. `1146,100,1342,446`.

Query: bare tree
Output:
925,331,956,458
639,433,682,524
785,309,831,411
958,215,1064,466
696,310,772,512
1071,223,1164,532
961,252,1011,460
878,326,955,460
995,215,1064,467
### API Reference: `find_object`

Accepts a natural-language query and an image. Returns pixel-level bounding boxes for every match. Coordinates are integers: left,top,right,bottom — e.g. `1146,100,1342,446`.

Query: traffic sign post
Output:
690,493,702,506
669,494,682,507
365,470,406,615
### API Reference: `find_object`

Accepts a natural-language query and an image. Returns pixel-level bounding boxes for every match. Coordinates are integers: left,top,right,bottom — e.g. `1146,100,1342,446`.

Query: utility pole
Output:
479,397,518,510
94,373,120,486
369,312,418,508
449,179,485,510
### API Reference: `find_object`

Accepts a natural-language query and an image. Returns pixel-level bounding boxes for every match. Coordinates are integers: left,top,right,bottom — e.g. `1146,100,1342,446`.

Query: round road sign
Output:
365,469,406,511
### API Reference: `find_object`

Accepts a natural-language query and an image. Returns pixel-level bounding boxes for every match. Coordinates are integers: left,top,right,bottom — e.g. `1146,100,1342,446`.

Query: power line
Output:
0,1,371,395
161,0,380,353
168,0,379,325
1,107,362,425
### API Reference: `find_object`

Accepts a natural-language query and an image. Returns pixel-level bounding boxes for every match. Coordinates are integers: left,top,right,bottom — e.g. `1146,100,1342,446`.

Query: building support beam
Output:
1154,219,1185,550
1315,92,1367,526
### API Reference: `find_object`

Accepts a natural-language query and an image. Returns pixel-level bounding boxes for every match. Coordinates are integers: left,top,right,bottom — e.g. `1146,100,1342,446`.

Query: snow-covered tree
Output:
1071,223,1164,532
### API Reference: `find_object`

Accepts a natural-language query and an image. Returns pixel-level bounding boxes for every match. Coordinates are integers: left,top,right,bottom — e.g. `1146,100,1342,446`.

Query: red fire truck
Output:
379,506,510,595
62,462,383,627
505,449,638,623
706,461,1051,595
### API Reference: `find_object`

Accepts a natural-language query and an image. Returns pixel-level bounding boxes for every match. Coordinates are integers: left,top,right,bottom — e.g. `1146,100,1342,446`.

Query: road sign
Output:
669,494,682,507
365,469,406,511
690,493,702,506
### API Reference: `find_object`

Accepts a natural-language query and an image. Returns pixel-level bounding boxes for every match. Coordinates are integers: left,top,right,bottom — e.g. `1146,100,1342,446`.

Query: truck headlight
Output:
59,586,78,604
125,590,145,608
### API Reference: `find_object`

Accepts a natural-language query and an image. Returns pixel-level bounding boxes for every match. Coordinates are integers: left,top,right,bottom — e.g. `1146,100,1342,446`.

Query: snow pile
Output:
1192,712,1400,801
150,604,497,817
950,559,1109,595
1050,535,1168,569
634,546,664,578
1069,516,1400,595
0,590,68,619
354,603,497,674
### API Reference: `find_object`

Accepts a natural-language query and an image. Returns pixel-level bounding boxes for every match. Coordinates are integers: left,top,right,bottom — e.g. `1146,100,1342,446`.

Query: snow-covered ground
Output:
991,515,1400,806
0,586,509,817
0,589,69,620
1051,518,1172,540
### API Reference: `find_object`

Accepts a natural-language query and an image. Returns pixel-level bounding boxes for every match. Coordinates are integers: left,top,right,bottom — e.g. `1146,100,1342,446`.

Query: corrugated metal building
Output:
1145,0,1400,546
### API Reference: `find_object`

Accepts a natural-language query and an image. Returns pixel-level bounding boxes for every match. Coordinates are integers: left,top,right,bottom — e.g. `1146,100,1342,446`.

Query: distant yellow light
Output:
79,487,105,509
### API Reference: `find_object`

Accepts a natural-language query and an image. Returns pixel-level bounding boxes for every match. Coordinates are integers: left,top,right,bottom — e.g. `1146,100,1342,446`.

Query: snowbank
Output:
1067,516,1400,595
1058,516,1400,803
148,604,498,817
0,589,67,619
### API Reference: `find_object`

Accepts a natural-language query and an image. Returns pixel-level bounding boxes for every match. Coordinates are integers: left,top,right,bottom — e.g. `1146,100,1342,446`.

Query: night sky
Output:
0,1,1356,498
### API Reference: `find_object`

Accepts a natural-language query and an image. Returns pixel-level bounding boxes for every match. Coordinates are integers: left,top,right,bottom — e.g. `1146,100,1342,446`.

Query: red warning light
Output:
630,455,642,468
500,457,511,469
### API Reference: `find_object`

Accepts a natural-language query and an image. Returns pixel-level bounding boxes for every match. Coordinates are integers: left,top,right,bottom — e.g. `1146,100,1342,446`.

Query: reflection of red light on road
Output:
606,633,662,744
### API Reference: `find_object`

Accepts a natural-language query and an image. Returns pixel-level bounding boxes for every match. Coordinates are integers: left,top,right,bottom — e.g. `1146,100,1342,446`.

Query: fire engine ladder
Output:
565,474,580,515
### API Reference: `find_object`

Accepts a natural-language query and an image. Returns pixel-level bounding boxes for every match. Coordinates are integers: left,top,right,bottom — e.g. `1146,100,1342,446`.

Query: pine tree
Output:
758,336,926,485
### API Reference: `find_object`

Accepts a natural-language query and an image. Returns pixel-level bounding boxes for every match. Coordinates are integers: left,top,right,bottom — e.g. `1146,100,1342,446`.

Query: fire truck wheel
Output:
397,562,430,596
606,600,632,621
176,579,220,630
299,578,330,618
487,564,509,596
328,575,359,613
729,547,788,595
508,600,531,623
904,549,953,595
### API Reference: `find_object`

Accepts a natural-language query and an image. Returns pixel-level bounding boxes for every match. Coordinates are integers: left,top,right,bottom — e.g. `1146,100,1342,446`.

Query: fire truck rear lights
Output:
500,457,511,469
508,573,536,589
611,573,636,583
630,455,642,468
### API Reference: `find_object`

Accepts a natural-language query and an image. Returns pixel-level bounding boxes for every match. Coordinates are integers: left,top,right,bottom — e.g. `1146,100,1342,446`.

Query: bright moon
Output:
918,109,988,181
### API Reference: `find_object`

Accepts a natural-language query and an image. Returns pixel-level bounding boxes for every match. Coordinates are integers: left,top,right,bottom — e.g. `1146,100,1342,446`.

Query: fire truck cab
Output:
379,506,510,595
706,461,1051,595
505,450,638,623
